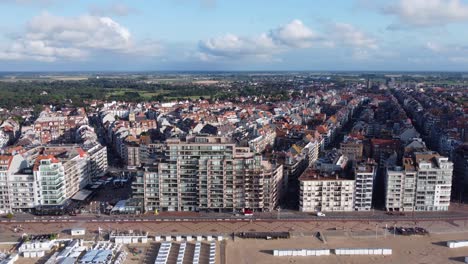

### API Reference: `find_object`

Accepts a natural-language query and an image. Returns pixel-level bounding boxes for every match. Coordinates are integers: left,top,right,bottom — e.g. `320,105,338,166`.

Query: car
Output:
316,212,326,217
243,208,253,216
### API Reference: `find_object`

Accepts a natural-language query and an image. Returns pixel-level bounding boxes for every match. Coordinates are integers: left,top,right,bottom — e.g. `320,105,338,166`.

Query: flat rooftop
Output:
299,168,350,182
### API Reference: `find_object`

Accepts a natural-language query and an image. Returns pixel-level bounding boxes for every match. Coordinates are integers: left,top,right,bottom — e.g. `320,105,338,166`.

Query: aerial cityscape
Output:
0,1,468,264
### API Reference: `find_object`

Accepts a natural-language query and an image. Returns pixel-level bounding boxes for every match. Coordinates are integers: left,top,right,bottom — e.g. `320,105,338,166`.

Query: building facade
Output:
385,152,453,212
341,139,363,161
299,169,355,212
35,156,67,206
133,136,284,212
385,163,417,212
0,144,108,212
414,152,452,211
353,160,376,211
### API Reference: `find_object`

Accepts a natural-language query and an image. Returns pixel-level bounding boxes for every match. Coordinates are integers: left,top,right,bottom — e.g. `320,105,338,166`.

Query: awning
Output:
71,189,93,201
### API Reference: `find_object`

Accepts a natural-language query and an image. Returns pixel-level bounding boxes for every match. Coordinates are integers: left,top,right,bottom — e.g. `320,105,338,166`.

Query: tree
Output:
5,213,13,219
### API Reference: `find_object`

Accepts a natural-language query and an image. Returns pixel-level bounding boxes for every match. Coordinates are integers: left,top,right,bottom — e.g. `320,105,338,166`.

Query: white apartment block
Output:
85,144,108,180
414,152,452,211
0,156,10,214
9,168,39,211
385,152,453,212
35,156,67,205
353,160,376,211
299,169,355,212
304,138,321,167
0,154,40,213
0,144,108,212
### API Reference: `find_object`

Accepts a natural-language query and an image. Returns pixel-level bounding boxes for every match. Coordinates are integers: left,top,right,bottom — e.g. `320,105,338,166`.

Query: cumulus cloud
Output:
198,19,377,61
198,20,319,60
383,0,468,28
0,13,161,62
269,19,319,48
199,33,277,58
327,23,378,50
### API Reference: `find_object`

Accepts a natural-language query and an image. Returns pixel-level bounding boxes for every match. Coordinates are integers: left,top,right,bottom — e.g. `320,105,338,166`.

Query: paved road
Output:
3,208,468,224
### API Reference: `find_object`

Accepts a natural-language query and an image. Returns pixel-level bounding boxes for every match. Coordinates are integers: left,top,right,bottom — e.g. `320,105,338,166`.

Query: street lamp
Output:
375,224,378,239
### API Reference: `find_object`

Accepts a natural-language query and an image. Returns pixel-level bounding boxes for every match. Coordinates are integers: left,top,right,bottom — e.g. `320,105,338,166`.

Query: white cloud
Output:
328,23,378,50
198,19,319,60
269,19,319,48
383,0,468,28
0,13,162,62
198,20,378,61
198,33,278,59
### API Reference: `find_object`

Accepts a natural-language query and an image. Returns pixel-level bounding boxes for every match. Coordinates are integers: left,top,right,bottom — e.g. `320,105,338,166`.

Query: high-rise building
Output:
34,155,67,206
385,161,417,212
132,136,283,212
353,160,376,211
0,154,38,214
413,152,452,211
0,144,108,213
0,155,14,214
385,152,453,212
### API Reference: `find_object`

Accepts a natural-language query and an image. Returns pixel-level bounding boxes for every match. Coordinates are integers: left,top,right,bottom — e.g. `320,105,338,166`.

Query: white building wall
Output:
354,169,375,211
300,179,355,212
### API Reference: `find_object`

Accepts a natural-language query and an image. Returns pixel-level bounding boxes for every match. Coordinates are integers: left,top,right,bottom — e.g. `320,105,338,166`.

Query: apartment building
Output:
385,152,453,212
0,144,108,212
0,154,39,213
133,136,284,212
84,144,108,180
9,167,38,212
353,160,376,211
414,152,452,211
122,141,140,169
248,130,276,153
371,139,401,168
34,155,67,205
0,155,13,214
299,169,355,212
304,133,321,166
34,114,88,144
340,137,363,161
385,161,417,212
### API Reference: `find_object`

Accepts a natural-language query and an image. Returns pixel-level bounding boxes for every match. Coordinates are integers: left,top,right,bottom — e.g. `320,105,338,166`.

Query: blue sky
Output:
0,0,468,71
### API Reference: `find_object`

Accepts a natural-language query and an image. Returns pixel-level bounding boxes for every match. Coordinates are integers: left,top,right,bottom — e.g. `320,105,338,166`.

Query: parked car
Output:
316,212,326,217
243,208,253,216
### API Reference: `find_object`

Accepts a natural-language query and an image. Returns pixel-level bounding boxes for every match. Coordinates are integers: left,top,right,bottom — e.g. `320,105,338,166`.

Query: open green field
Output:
107,88,168,99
